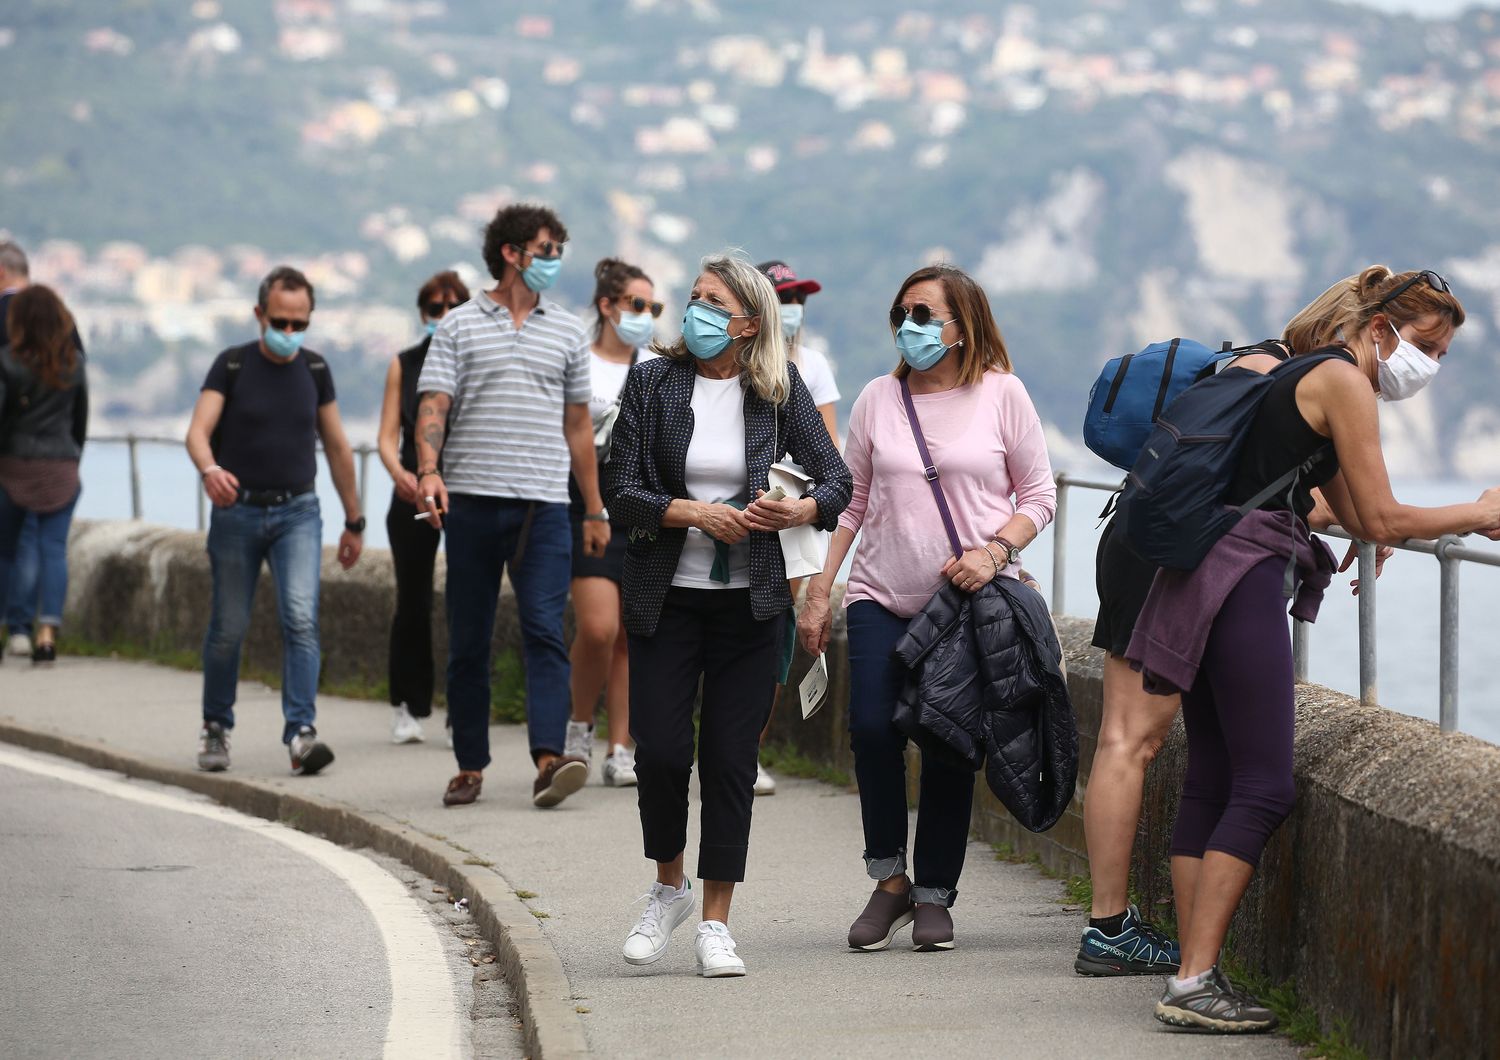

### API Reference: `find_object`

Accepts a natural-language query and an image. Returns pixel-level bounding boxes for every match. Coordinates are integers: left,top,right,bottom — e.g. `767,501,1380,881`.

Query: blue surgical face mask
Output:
779,302,804,341
521,253,562,293
424,321,438,337
894,318,956,372
263,326,306,361
613,310,655,348
682,300,737,361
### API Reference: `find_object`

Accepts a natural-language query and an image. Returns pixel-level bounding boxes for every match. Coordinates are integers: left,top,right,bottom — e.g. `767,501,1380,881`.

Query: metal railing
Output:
1052,471,1500,734
90,434,378,531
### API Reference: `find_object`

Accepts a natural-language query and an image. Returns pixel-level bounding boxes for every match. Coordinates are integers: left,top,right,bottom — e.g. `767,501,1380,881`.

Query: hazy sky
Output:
1355,0,1497,13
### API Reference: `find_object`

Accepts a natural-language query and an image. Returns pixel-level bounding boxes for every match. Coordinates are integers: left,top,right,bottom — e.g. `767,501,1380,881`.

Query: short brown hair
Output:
591,257,652,340
416,270,470,310
890,263,1012,384
6,285,79,390
257,265,315,311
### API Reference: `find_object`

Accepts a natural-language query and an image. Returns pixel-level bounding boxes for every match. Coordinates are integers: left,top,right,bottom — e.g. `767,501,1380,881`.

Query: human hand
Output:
798,590,833,656
1478,487,1500,538
395,469,420,505
744,490,812,532
1337,541,1394,595
203,467,241,508
697,503,751,545
940,546,1000,594
582,518,610,557
338,529,362,570
419,472,449,530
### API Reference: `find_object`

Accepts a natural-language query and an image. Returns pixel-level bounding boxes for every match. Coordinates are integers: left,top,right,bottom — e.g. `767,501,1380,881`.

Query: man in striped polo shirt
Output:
415,203,608,809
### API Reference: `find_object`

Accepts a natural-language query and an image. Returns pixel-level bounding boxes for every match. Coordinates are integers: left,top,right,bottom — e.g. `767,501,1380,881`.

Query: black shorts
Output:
570,511,628,583
1091,517,1159,658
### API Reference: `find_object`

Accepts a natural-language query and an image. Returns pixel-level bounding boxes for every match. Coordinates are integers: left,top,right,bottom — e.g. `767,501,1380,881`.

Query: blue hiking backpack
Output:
1114,347,1353,572
1084,338,1241,470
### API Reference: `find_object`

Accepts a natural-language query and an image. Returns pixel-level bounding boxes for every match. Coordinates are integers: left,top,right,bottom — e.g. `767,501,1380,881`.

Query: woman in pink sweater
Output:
799,264,1056,952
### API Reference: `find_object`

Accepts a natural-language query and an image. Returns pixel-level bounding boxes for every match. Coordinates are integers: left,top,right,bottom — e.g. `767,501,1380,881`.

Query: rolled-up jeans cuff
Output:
911,885,956,908
864,850,906,882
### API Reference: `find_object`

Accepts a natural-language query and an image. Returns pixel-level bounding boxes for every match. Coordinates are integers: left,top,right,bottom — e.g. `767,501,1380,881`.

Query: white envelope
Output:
768,460,827,579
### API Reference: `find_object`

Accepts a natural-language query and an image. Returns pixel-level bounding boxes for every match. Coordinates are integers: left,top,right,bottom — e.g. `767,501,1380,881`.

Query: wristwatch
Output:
345,516,367,534
991,536,1021,566
583,509,610,523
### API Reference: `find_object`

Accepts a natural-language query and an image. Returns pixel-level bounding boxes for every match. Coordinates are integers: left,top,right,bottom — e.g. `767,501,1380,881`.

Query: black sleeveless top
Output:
1225,348,1343,520
396,337,430,473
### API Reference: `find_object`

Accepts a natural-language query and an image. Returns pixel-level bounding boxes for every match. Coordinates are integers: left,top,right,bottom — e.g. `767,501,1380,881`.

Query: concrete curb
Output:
0,718,590,1060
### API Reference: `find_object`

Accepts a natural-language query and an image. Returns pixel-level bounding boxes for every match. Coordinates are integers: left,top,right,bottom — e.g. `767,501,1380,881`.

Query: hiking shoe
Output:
564,720,594,770
197,722,231,772
623,879,695,966
7,632,32,657
848,885,915,951
1075,903,1181,976
391,704,425,745
288,726,334,776
443,771,483,807
754,759,776,796
533,756,589,808
1155,966,1277,1033
911,903,955,951
695,920,747,978
603,744,638,787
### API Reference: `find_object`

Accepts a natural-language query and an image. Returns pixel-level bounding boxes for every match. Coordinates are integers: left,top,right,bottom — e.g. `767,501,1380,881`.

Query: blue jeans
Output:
0,490,78,634
847,600,976,907
444,495,572,772
202,495,322,744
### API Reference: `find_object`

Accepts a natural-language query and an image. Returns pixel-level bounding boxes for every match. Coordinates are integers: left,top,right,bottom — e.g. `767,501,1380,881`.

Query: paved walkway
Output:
1,658,1295,1059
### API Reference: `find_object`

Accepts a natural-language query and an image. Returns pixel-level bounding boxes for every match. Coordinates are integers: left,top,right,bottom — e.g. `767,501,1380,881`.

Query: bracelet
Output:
417,468,441,479
983,543,1001,578
201,464,223,477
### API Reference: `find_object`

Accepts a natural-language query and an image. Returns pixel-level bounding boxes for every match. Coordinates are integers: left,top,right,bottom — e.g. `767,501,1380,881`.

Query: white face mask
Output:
1374,320,1440,401
778,302,804,341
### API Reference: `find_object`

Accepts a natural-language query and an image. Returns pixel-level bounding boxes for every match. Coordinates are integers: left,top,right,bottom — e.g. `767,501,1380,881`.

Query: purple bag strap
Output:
899,376,964,560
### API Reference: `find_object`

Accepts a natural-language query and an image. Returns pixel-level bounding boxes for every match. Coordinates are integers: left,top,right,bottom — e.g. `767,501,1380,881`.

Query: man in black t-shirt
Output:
184,265,365,776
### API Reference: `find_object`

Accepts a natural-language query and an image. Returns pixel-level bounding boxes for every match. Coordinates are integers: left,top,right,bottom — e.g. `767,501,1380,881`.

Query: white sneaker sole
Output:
850,909,914,952
605,771,638,788
392,729,425,745
697,961,747,978
622,894,695,966
1154,1002,1275,1033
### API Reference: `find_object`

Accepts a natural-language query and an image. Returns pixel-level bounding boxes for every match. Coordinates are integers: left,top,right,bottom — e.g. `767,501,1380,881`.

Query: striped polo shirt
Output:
417,289,591,503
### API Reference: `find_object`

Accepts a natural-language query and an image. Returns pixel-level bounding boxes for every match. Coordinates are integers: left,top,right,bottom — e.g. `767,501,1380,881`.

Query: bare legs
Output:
1082,653,1182,918
569,576,630,749
1173,852,1253,977
654,855,736,925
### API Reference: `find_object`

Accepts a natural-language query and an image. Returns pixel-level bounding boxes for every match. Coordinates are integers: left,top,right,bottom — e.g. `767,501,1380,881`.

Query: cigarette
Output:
414,510,445,521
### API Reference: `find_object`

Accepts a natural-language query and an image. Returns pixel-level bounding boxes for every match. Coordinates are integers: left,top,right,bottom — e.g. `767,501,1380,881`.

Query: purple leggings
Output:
1170,557,1297,867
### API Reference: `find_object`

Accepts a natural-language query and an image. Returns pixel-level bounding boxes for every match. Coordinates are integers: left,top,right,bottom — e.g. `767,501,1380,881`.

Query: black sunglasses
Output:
267,317,310,332
1375,270,1451,308
619,296,664,318
889,303,952,329
778,291,807,306
424,301,461,317
514,240,566,260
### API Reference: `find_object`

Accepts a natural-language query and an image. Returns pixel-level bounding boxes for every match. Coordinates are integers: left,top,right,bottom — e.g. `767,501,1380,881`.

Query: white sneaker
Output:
622,879,695,966
754,759,776,796
695,921,747,978
604,744,638,787
565,720,594,774
6,632,31,657
391,705,425,744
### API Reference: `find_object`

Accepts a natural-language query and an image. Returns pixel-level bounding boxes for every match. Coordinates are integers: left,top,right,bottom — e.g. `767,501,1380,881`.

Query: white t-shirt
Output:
588,347,657,421
793,345,840,407
673,374,750,589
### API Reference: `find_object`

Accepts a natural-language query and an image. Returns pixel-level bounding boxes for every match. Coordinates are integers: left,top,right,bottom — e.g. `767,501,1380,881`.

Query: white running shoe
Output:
754,759,777,796
603,744,638,787
391,704,425,744
6,632,32,658
565,720,594,774
695,921,747,978
622,879,695,966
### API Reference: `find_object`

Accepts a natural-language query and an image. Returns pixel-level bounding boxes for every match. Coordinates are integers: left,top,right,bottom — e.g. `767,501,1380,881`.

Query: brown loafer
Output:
532,756,589,808
912,902,955,951
443,771,483,807
848,885,915,951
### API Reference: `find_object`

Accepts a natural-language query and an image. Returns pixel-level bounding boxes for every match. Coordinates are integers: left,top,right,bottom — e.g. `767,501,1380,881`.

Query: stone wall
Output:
62,521,1500,1059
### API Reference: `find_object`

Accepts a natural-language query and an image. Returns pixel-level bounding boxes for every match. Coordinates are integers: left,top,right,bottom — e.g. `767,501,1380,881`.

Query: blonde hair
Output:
658,252,790,404
1283,266,1465,354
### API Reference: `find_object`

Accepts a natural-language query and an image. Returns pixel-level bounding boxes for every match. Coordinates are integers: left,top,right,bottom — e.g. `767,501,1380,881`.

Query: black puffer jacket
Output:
892,577,1079,833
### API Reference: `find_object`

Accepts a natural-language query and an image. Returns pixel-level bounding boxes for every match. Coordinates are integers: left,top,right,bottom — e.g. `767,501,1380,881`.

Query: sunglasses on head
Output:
514,240,566,260
1375,270,1451,309
889,303,952,329
266,317,310,332
424,301,460,317
619,295,664,318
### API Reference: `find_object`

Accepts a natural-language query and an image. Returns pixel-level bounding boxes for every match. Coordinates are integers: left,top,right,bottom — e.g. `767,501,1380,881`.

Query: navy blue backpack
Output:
1084,338,1240,470
1114,348,1353,572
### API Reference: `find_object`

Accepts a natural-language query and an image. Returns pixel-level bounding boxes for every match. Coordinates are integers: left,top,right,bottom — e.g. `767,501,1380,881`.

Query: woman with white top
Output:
604,253,851,977
563,258,662,787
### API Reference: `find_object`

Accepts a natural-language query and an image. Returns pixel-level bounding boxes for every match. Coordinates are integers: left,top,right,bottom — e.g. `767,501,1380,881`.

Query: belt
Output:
238,483,315,507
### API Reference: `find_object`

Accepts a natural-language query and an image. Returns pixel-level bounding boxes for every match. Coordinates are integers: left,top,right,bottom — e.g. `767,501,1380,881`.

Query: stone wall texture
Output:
62,521,1500,1059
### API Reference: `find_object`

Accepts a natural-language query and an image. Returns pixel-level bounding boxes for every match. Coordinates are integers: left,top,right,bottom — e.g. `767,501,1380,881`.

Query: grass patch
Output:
758,742,853,788
530,909,550,919
490,645,528,725
462,856,494,867
514,889,538,900
990,841,1091,908
1220,958,1368,1060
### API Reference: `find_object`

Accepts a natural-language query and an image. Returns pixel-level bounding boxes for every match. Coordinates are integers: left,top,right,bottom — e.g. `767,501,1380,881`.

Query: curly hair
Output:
6,285,79,390
481,203,569,282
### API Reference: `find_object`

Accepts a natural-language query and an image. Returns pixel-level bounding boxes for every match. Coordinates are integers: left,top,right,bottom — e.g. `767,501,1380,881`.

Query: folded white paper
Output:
768,460,827,579
799,653,829,720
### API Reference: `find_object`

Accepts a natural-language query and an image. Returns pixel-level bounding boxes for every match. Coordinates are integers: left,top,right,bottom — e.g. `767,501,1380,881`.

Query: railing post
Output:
196,480,207,532
358,445,371,507
1437,535,1461,733
127,434,142,520
1051,474,1068,615
1357,539,1378,705
1292,619,1309,683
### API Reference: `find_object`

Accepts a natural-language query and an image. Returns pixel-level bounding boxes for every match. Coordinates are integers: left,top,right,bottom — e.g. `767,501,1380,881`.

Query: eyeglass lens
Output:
268,317,310,332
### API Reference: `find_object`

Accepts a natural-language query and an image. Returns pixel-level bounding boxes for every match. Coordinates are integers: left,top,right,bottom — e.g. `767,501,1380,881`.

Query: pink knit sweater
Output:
839,370,1057,618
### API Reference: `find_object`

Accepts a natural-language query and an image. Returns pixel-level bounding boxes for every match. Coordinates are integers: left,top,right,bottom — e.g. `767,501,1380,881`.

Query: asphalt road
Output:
0,748,477,1060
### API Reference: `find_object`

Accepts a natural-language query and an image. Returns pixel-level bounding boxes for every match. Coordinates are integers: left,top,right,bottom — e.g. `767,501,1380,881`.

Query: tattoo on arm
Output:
415,393,450,464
